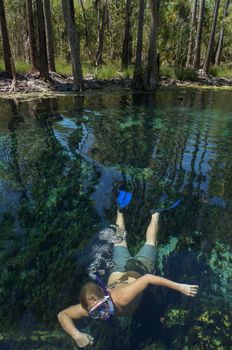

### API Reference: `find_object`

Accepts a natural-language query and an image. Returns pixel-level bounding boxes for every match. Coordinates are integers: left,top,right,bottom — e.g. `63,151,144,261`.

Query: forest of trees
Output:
0,0,231,90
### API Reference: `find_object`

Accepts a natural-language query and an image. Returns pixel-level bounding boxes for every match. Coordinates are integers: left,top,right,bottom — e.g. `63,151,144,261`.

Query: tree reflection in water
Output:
0,89,231,349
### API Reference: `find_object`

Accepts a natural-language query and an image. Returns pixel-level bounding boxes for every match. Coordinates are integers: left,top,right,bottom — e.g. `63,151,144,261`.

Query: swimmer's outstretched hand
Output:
73,332,94,348
179,284,199,297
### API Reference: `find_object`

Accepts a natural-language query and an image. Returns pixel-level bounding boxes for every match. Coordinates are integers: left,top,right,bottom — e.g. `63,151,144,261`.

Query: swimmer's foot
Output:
150,199,182,215
117,191,132,213
117,204,127,213
149,208,163,215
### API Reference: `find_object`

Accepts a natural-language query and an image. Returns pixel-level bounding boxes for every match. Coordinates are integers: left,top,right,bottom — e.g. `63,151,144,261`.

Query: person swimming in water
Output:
58,207,199,348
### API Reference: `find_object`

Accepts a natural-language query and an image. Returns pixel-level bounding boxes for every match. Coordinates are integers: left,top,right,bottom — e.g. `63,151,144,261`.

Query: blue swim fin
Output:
117,191,133,212
151,199,182,214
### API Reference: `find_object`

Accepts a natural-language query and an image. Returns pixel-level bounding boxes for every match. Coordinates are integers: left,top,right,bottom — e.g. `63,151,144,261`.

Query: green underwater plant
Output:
115,164,155,181
163,308,232,350
164,308,189,328
191,310,232,350
209,241,232,306
156,236,179,274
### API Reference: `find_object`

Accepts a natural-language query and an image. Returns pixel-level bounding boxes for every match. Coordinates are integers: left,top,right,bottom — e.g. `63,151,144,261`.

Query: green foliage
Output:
209,241,232,306
158,1,190,66
86,62,134,80
3,57,134,80
0,59,5,72
115,164,154,181
93,63,120,80
192,310,232,349
0,329,73,350
160,65,176,79
209,64,232,79
0,102,100,331
174,67,198,81
82,63,95,78
55,60,72,75
160,64,219,81
164,308,188,328
1,0,231,84
163,298,232,349
156,236,178,274
15,60,31,74
119,65,134,79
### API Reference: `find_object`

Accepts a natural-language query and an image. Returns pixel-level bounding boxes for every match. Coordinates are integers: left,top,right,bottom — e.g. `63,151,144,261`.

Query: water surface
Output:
0,88,231,349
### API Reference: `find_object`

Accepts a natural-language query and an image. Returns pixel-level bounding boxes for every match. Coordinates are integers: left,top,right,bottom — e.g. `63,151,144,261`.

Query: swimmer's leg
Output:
133,213,160,274
145,212,160,247
110,210,131,274
115,210,127,248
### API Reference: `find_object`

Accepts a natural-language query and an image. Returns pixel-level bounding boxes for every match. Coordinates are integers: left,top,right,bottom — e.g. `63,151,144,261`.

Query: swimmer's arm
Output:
58,304,89,342
118,274,199,305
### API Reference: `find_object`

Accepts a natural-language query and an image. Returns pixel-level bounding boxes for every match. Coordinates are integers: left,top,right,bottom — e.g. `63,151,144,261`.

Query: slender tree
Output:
0,0,13,77
186,0,198,67
43,0,56,72
61,0,83,90
26,0,39,71
193,0,205,69
121,0,133,69
80,0,92,59
36,0,50,79
133,0,146,89
203,0,221,74
215,0,230,65
143,0,159,90
95,0,108,66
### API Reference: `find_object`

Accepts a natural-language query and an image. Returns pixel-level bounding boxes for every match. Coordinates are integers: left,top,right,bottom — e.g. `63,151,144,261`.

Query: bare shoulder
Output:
58,303,89,319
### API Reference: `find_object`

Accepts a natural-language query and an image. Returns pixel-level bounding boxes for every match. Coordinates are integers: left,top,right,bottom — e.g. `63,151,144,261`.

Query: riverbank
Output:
1,71,232,99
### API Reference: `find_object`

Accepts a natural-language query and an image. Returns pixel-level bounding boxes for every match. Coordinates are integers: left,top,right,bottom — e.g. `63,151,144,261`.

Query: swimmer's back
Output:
107,271,143,316
107,271,141,287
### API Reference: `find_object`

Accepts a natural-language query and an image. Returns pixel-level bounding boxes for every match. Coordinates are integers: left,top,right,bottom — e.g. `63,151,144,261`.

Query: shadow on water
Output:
0,89,232,349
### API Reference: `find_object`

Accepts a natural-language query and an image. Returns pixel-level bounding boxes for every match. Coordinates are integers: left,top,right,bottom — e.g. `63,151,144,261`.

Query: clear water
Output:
0,88,231,349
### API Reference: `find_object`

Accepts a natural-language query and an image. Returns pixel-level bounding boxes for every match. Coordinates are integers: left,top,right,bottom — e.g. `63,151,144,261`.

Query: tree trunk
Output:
43,0,56,72
95,0,108,66
203,0,221,75
143,0,159,91
133,0,146,89
61,0,83,91
193,0,205,69
80,0,92,59
0,0,13,77
121,0,133,69
26,0,39,71
215,0,230,65
35,0,50,79
186,0,198,67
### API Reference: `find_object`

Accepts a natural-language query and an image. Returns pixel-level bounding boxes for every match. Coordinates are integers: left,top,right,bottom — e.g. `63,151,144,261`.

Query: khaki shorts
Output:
111,244,157,275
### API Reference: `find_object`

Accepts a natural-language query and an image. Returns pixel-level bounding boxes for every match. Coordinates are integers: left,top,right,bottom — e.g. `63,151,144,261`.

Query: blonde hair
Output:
79,282,104,310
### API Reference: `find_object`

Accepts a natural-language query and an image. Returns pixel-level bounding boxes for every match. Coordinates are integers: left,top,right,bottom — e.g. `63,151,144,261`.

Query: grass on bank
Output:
56,60,135,79
0,59,134,80
160,63,232,80
1,59,232,81
160,65,198,81
209,64,232,79
0,60,31,74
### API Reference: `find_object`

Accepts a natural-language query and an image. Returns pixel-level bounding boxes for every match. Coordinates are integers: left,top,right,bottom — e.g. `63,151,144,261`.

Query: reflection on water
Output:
0,89,232,349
